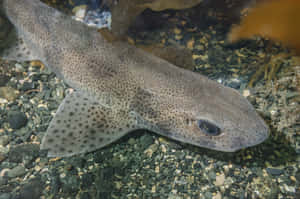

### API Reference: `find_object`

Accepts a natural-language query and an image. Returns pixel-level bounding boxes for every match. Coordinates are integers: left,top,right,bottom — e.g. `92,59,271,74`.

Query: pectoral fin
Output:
41,91,139,157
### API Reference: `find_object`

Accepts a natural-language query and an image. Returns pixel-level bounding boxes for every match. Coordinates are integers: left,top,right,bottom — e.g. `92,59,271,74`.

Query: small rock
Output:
290,176,296,182
0,75,10,86
127,138,136,145
8,143,39,163
18,177,44,199
204,192,212,199
243,89,251,97
7,165,26,178
72,5,87,19
213,192,222,199
0,152,7,162
7,111,28,129
266,168,283,176
0,193,11,199
283,184,295,193
0,135,10,146
144,144,158,158
20,82,36,91
79,192,91,199
208,171,216,181
215,173,225,186
0,87,19,101
0,176,7,186
15,63,25,72
139,134,154,148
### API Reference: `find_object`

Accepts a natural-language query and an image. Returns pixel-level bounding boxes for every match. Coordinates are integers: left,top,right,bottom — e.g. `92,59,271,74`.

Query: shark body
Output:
1,0,269,157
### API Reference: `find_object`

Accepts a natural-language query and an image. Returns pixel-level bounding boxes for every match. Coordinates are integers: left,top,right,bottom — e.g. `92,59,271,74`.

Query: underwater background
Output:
0,0,299,198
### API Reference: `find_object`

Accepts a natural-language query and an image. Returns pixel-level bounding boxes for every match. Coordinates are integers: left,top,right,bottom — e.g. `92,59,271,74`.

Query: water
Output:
0,0,299,198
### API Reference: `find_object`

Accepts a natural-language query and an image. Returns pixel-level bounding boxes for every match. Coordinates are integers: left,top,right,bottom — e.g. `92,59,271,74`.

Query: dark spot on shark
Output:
53,129,59,134
47,138,54,143
97,124,104,128
59,147,65,152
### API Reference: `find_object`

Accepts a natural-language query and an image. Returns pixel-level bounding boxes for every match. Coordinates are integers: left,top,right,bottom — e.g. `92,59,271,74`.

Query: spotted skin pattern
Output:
1,0,269,157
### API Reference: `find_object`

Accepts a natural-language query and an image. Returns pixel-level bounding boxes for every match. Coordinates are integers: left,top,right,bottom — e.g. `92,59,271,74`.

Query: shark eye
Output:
197,120,221,136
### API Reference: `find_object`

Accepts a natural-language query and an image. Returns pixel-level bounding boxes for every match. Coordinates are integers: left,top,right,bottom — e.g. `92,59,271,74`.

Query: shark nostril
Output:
197,120,221,136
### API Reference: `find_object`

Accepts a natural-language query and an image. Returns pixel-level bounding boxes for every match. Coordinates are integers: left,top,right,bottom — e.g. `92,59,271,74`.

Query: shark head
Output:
140,72,269,152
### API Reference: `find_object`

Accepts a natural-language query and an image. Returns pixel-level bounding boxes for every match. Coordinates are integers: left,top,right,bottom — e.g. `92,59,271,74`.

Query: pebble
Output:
283,184,295,193
289,176,296,182
213,192,222,199
0,152,7,162
139,134,154,148
0,135,10,146
8,143,39,163
214,173,225,186
266,168,283,176
7,110,28,129
79,192,91,199
18,177,44,199
208,171,216,181
0,87,19,101
20,82,36,91
0,193,11,199
6,165,26,178
0,176,7,186
144,144,158,158
0,75,10,86
15,63,25,72
204,192,213,199
127,138,136,145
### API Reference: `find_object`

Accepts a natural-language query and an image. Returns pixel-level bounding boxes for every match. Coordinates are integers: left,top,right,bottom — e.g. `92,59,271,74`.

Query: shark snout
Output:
228,118,269,152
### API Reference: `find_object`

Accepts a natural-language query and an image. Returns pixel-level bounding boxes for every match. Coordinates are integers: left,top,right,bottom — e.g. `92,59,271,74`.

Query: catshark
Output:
1,0,269,157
